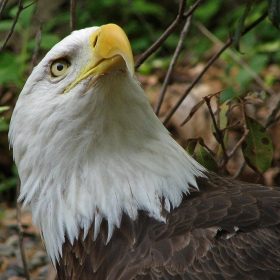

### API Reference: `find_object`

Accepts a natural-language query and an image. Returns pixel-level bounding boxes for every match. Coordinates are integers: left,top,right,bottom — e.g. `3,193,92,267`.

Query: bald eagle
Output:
9,24,280,279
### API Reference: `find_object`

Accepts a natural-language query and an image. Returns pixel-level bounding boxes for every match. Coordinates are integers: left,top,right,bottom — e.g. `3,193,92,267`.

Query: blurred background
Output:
0,1,280,278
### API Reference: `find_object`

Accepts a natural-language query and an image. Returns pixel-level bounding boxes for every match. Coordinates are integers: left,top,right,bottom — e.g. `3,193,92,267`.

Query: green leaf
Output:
244,90,267,103
193,0,223,24
186,139,199,157
131,0,165,19
194,144,219,173
33,34,60,50
0,106,9,113
234,0,254,52
216,99,232,130
220,88,241,103
0,20,20,32
219,102,230,130
269,0,280,30
0,119,9,132
10,1,35,28
212,99,232,145
0,176,17,192
242,116,273,174
0,52,23,86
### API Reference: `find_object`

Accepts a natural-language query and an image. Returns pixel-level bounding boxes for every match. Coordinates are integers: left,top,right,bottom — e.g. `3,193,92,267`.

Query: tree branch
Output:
155,16,192,115
163,38,232,125
204,94,229,164
135,0,203,69
227,102,249,162
266,98,280,128
0,0,9,20
0,0,24,56
23,0,37,10
70,0,76,32
178,0,186,18
162,11,269,125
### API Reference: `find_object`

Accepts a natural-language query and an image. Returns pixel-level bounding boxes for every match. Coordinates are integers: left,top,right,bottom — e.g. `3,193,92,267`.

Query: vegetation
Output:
1,0,280,203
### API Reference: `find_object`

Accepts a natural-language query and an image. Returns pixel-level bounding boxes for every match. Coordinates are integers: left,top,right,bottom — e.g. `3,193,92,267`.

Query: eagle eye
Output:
51,59,70,77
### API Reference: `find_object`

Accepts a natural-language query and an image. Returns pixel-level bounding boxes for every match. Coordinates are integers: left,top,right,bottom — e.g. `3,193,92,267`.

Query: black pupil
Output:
57,64,64,71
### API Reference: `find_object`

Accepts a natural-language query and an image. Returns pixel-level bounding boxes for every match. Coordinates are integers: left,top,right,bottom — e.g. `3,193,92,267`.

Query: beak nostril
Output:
93,36,98,48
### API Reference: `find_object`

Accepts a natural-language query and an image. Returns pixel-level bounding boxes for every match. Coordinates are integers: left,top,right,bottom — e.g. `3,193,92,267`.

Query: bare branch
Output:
162,11,269,125
16,178,31,280
70,0,76,32
135,0,203,69
221,121,240,133
197,137,216,157
0,0,24,55
28,21,43,73
23,0,37,10
227,102,249,161
204,94,229,164
0,0,9,20
268,115,280,127
266,98,280,128
241,10,268,35
155,16,192,115
178,0,186,18
163,38,232,125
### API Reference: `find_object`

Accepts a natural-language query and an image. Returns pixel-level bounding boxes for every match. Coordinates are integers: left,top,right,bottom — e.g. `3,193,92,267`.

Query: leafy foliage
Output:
184,91,275,177
242,116,273,174
186,138,218,173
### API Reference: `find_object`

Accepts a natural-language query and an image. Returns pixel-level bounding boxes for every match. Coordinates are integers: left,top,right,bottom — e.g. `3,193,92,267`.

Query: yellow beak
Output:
90,24,134,76
64,24,134,93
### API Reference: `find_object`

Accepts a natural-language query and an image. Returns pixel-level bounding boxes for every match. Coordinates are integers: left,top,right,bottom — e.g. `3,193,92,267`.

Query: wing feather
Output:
57,172,280,279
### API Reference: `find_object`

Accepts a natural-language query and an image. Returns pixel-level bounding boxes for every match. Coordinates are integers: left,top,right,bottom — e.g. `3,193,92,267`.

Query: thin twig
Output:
23,0,37,10
16,178,31,280
215,94,221,128
198,137,216,157
272,115,280,124
227,102,249,160
0,0,9,20
178,0,186,18
196,22,275,96
241,10,268,35
266,98,280,128
0,0,24,55
135,0,203,69
221,121,240,132
163,38,232,125
204,95,229,163
162,11,268,125
70,0,76,32
155,16,192,115
29,21,43,73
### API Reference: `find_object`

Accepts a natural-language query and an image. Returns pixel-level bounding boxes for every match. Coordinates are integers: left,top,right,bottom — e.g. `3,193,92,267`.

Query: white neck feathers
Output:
9,72,205,263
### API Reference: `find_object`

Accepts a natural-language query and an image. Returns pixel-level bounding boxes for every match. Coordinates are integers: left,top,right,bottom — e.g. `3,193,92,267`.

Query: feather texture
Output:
56,173,280,279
